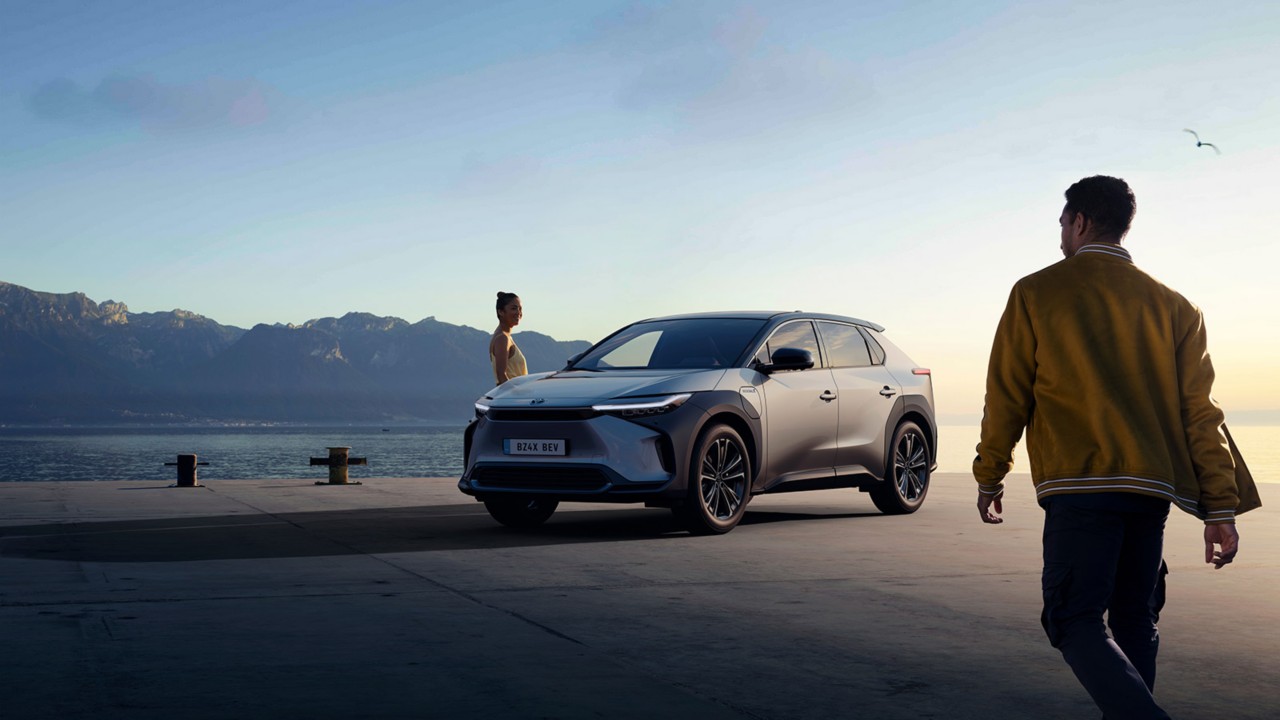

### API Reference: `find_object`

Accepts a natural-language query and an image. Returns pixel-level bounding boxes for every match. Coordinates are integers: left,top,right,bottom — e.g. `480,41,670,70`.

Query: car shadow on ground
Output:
741,509,884,525
0,502,891,563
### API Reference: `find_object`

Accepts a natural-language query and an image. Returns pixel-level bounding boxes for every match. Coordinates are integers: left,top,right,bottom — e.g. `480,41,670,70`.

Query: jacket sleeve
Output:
1176,307,1238,523
974,284,1037,495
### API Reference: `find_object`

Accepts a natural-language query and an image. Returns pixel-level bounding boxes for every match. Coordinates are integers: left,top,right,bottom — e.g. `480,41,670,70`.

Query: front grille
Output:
488,408,599,421
471,465,610,491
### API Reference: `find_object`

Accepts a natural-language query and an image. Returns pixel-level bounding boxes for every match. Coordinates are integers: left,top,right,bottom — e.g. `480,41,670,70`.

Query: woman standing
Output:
490,291,527,385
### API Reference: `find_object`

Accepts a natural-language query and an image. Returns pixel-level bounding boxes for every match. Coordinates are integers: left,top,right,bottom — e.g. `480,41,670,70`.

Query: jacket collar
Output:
1076,243,1132,263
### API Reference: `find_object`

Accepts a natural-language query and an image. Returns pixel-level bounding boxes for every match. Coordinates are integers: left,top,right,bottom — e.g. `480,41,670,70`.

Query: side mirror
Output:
757,347,814,374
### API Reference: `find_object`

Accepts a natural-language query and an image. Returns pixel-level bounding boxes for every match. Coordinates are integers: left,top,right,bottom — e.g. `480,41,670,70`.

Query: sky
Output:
3,0,1279,423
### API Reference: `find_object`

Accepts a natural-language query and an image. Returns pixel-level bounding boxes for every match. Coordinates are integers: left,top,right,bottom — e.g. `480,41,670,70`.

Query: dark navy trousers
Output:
1041,493,1172,720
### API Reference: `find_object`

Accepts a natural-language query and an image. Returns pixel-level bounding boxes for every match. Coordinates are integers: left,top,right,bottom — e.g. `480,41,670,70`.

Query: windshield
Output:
573,318,767,370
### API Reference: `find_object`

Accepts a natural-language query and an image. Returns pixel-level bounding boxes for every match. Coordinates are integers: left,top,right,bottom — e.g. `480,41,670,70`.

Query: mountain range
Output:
0,281,591,425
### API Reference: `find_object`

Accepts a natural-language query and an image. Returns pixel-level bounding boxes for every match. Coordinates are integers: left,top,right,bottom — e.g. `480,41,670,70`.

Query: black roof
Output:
637,310,884,332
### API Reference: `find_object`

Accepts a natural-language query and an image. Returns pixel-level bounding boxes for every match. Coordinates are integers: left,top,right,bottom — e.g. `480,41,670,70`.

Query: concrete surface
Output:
0,474,1274,719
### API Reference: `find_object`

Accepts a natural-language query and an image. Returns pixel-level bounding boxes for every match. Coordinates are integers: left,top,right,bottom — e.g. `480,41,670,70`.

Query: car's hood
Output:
484,369,727,407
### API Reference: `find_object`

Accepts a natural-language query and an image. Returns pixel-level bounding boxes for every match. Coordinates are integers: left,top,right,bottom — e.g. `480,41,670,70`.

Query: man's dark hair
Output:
1064,175,1136,241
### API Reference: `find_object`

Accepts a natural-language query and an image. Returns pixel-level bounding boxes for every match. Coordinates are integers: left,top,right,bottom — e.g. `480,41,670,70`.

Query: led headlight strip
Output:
592,393,692,418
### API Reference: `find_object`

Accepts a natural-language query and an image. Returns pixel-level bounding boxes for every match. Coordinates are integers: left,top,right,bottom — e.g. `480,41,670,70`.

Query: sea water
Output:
0,425,466,482
0,424,1273,483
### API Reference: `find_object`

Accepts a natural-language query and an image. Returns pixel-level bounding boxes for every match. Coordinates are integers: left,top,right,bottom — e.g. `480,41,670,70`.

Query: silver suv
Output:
460,311,936,534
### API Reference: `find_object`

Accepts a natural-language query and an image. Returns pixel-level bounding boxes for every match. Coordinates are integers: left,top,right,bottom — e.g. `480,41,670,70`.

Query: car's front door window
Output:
755,321,823,367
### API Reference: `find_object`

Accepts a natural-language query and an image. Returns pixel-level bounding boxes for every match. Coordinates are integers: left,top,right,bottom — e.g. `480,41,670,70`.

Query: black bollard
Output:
310,446,367,485
165,454,209,487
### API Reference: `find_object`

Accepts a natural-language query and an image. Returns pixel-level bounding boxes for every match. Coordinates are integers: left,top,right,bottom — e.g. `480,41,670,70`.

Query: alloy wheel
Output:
893,429,929,502
700,437,747,521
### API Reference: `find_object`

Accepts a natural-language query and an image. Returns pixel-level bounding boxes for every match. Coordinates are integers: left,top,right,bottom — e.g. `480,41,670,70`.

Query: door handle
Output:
879,386,897,398
819,390,837,402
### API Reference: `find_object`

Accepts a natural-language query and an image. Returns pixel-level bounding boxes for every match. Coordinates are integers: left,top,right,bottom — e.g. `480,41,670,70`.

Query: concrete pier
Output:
1,474,1275,719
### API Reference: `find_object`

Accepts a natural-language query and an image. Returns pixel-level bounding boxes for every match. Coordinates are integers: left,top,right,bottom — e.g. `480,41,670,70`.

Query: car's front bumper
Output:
458,411,683,503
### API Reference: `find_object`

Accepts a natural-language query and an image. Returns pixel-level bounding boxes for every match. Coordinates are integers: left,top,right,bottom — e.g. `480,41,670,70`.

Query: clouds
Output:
448,153,545,196
27,74,277,132
585,2,873,136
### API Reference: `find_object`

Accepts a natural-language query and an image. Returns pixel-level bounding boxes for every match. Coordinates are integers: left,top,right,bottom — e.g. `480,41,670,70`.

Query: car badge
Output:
530,398,545,405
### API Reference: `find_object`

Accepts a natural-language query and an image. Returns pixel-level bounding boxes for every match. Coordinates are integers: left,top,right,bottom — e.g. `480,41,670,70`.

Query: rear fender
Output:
880,395,938,477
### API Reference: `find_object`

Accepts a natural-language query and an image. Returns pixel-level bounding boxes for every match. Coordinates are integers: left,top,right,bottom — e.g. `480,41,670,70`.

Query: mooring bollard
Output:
310,446,367,485
165,454,209,487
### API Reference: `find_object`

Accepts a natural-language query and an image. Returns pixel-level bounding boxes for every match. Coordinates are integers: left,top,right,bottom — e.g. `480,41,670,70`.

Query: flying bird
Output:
1183,129,1221,155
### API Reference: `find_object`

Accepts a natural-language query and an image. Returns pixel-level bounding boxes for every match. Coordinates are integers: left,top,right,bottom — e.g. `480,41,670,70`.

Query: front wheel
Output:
870,420,931,514
483,496,558,528
677,424,751,535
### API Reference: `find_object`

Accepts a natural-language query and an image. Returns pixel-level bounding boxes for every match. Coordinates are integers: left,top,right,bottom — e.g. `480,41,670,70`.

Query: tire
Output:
678,424,751,535
870,420,931,515
483,496,559,528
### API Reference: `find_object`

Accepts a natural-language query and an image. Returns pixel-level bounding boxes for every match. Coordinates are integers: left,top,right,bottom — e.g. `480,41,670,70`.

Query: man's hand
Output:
1205,523,1240,569
977,491,1004,524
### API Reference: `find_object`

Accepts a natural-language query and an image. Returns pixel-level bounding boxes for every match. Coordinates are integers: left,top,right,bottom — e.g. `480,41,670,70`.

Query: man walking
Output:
973,175,1250,718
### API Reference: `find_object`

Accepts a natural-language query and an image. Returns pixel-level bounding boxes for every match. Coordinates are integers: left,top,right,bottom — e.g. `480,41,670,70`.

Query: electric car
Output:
460,311,936,534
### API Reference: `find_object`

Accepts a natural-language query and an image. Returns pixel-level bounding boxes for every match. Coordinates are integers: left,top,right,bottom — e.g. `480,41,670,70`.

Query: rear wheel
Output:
870,420,931,514
483,496,559,528
678,424,751,534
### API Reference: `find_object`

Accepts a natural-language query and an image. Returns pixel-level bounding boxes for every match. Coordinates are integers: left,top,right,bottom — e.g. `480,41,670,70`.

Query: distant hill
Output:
0,281,591,424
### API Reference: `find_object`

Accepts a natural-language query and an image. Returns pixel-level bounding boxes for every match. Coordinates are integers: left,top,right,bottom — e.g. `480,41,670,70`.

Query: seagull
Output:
1183,128,1221,155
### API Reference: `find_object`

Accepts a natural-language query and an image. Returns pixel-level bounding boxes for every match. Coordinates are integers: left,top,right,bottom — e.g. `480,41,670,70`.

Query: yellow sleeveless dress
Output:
490,336,528,383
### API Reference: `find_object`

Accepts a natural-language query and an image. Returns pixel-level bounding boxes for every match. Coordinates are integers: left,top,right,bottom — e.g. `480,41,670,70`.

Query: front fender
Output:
628,390,762,497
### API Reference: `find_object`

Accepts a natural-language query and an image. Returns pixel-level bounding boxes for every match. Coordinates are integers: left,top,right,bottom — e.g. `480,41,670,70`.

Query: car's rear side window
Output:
859,328,887,365
817,321,872,368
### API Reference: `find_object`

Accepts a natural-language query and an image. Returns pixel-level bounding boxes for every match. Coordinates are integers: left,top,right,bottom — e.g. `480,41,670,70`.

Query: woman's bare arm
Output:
491,332,512,384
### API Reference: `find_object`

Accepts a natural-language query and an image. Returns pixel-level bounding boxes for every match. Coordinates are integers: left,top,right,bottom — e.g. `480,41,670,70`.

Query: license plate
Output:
504,439,567,456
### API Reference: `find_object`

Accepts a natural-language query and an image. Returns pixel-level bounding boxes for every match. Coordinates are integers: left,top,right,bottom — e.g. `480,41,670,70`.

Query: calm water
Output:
0,425,466,482
0,424,1273,483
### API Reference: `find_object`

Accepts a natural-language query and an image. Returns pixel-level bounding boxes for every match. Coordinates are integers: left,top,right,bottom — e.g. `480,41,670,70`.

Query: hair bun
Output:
496,291,519,314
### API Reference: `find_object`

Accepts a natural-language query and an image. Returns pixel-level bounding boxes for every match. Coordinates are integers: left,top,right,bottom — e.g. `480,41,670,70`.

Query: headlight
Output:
592,393,692,419
474,399,492,418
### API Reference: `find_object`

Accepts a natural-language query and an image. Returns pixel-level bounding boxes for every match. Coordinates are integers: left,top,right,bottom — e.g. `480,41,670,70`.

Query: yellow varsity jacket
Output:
974,243,1254,524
